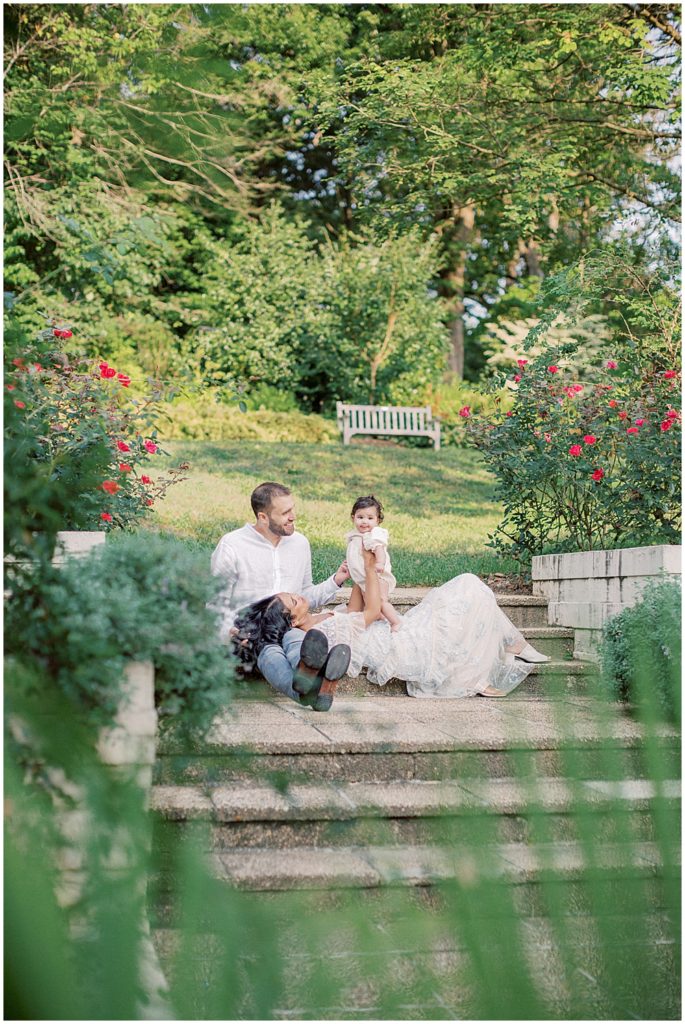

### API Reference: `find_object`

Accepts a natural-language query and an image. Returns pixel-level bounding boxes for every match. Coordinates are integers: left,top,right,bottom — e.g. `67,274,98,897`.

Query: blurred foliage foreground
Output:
6,658,681,1020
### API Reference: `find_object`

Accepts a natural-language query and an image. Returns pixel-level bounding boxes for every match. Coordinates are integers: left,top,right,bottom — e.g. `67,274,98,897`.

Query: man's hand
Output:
333,560,351,587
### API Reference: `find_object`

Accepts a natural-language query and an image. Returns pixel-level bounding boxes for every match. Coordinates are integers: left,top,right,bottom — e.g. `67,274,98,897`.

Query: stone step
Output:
332,589,550,629
149,908,680,1019
191,839,679,891
151,778,680,850
155,697,680,786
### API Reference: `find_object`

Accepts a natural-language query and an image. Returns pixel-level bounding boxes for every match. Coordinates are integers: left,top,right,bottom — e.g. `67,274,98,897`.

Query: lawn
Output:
151,440,521,585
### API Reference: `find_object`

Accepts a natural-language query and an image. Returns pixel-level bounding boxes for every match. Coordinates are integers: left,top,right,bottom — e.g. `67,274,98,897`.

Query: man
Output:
211,481,350,701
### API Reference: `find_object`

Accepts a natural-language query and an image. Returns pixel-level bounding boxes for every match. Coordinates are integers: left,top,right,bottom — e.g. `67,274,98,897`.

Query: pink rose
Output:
605,360,618,369
568,445,582,456
635,419,645,426
548,366,559,374
517,359,528,367
583,435,597,445
666,409,678,420
141,475,152,485
514,375,521,383
573,384,583,393
144,439,158,453
626,427,639,435
544,433,552,443
116,440,131,452
458,406,470,418
663,370,678,379
660,420,673,432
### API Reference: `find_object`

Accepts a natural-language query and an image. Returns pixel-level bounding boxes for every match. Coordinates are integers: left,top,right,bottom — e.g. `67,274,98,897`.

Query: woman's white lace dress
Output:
318,573,534,697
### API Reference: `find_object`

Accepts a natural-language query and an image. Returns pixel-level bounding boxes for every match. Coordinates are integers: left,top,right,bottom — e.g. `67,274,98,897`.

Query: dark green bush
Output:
599,576,681,725
5,532,235,727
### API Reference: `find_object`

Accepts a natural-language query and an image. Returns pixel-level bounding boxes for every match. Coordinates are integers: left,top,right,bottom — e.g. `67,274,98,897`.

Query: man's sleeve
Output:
299,538,340,609
210,538,239,637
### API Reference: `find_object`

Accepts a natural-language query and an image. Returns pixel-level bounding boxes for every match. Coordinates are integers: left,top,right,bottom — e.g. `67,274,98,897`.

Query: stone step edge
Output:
207,840,677,890
150,778,682,822
331,590,544,607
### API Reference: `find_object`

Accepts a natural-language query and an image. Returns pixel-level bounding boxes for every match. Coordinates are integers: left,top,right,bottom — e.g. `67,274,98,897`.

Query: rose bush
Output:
466,355,681,561
4,317,188,542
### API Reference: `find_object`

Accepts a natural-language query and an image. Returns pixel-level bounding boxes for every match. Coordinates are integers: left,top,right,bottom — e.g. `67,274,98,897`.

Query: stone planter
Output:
532,544,682,661
53,529,106,565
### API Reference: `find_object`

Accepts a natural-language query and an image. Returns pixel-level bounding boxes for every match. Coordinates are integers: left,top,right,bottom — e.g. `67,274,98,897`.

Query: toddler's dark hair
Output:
351,495,384,522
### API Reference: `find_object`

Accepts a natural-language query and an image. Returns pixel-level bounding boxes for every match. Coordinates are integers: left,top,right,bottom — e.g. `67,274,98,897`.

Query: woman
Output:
233,547,549,702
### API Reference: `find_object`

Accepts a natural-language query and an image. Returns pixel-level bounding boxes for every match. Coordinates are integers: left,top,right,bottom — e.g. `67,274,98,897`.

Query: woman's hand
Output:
361,545,376,567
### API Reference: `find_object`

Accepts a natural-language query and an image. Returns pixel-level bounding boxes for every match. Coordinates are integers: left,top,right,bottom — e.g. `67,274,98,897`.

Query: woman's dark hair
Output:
351,494,384,522
232,595,292,667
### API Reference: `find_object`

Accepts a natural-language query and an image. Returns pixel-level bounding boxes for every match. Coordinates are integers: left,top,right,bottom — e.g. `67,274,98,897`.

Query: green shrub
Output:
163,400,338,443
4,317,188,541
464,254,681,561
5,532,234,726
422,375,514,447
241,383,300,413
599,577,681,725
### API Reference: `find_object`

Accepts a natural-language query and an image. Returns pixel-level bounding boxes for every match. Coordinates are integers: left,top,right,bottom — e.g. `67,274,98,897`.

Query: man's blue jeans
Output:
257,627,305,701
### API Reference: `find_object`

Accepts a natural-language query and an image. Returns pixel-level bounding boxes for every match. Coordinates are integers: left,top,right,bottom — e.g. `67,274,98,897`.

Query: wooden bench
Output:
336,402,441,450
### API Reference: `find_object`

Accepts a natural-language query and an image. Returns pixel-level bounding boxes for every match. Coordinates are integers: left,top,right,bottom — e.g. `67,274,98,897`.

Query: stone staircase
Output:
149,588,681,1018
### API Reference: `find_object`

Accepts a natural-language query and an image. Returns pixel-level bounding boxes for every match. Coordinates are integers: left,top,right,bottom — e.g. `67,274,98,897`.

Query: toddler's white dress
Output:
316,572,534,697
345,526,396,594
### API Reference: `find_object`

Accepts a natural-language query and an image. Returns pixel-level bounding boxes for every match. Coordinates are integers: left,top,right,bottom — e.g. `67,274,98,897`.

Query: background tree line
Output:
4,2,680,413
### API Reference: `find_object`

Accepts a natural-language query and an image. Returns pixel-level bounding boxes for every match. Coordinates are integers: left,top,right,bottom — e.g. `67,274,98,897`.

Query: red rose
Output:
119,463,132,472
514,375,521,383
116,440,131,452
548,366,559,374
618,411,628,420
100,512,113,523
6,384,15,391
11,358,24,367
666,409,679,420
33,363,43,372
53,328,73,339
568,445,582,456
117,373,131,387
146,499,154,507
101,480,120,494
144,439,158,453
100,366,116,379
573,384,583,393
608,400,617,408
14,400,25,409
506,411,513,417
626,427,639,435
591,468,605,482
635,419,645,426
517,359,528,367
663,370,678,379
583,435,597,444
141,475,152,485
605,360,618,369
544,433,552,443
458,406,470,418
660,420,672,432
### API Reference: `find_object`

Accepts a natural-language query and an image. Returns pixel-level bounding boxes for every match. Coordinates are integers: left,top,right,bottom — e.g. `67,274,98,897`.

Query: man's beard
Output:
267,516,294,536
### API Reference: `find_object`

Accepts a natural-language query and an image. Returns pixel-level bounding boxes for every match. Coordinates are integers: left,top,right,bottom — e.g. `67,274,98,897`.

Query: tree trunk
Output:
441,204,476,379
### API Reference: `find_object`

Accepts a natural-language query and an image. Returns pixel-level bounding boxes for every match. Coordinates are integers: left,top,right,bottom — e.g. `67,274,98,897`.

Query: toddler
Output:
345,495,402,631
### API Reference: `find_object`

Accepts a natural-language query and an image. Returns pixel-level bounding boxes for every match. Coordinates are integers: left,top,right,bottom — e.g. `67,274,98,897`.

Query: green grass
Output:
151,440,522,585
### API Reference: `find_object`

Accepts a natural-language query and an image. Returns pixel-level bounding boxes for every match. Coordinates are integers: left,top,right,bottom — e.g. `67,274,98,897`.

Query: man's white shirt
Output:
210,523,340,640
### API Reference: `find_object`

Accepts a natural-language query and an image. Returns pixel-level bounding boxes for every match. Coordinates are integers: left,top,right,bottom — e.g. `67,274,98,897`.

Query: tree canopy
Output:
4,3,680,406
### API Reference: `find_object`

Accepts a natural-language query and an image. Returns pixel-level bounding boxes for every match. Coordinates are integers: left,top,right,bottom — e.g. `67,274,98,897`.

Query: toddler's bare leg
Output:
347,583,365,612
378,581,402,631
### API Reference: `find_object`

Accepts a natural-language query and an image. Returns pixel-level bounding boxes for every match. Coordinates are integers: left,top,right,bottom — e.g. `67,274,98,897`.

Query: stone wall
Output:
532,544,682,661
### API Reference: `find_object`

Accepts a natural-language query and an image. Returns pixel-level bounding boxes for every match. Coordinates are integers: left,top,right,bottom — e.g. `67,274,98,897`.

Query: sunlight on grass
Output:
151,440,520,584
